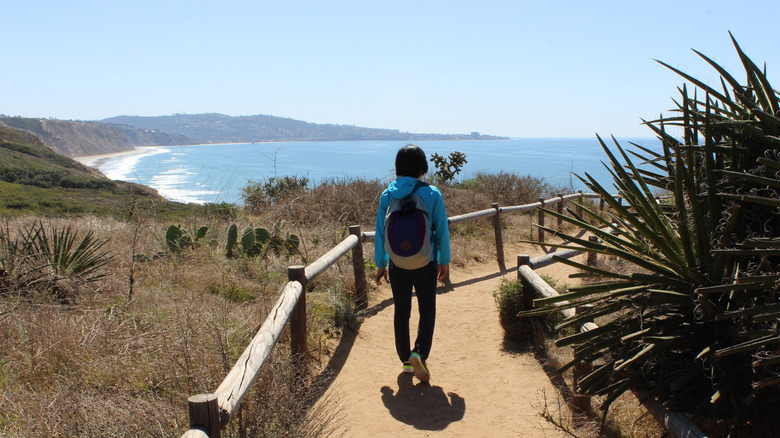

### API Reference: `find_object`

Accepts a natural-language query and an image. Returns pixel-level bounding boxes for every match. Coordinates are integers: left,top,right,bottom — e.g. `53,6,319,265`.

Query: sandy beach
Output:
73,146,161,168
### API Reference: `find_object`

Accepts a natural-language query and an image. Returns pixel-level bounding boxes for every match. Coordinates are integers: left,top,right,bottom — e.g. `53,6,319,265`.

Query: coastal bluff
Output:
0,117,193,157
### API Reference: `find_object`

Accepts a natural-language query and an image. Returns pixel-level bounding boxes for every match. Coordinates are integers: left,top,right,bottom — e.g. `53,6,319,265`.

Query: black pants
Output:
389,261,437,362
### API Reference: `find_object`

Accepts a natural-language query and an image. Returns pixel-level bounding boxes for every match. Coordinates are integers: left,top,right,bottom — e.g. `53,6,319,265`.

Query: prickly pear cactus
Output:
226,224,238,257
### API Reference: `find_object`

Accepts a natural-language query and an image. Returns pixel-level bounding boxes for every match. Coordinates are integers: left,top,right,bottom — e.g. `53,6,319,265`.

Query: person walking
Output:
375,144,450,383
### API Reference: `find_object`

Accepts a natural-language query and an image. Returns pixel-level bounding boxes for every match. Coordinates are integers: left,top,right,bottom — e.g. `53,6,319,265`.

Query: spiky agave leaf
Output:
521,36,780,429
0,221,49,293
31,220,114,283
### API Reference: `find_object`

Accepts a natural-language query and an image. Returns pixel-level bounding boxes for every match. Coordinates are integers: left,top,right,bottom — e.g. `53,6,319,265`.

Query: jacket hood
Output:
387,176,421,199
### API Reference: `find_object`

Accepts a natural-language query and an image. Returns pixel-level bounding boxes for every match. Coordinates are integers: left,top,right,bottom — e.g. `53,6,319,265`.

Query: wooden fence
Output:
181,191,698,437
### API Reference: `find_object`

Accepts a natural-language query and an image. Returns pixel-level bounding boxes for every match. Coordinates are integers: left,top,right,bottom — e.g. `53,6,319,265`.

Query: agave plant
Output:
522,34,780,434
0,221,48,293
31,221,114,283
0,220,114,295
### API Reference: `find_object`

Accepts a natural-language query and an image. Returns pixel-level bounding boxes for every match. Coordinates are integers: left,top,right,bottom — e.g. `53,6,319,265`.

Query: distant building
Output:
471,131,481,139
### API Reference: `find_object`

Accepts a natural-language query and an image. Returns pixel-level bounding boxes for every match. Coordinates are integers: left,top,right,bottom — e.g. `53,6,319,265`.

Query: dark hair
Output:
395,144,428,177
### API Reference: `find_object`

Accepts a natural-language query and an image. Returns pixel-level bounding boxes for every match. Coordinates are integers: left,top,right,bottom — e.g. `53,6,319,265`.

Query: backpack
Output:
384,181,433,270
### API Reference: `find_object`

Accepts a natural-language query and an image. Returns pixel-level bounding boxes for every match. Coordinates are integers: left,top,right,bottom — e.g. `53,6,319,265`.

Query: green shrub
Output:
330,288,359,331
494,275,565,344
272,177,385,227
202,202,238,221
241,175,310,212
208,283,255,303
493,278,535,341
457,171,564,206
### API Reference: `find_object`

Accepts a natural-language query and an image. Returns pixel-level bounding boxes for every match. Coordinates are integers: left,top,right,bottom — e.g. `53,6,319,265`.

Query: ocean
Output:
76,138,660,205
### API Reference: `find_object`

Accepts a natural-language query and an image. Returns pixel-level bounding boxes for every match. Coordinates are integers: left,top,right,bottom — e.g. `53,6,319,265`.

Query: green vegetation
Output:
241,175,311,212
430,151,468,184
494,278,535,340
494,275,566,346
0,126,194,219
226,221,300,258
0,117,46,137
458,171,567,206
524,35,780,435
0,127,94,172
164,224,209,253
0,220,113,298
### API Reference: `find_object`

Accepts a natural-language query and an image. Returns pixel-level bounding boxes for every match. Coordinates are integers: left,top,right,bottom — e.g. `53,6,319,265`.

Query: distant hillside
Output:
0,117,195,157
100,113,508,143
0,113,506,159
0,126,192,217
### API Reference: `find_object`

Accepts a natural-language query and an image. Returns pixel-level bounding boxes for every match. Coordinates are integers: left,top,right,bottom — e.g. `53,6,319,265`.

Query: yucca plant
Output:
522,34,780,434
31,221,114,283
1,220,114,296
0,221,49,293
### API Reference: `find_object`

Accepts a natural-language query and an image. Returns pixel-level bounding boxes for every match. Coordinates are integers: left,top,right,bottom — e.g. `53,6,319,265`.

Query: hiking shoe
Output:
402,361,414,374
409,352,430,383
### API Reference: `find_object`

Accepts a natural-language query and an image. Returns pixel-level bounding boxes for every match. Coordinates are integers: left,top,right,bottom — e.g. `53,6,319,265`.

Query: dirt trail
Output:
312,246,587,437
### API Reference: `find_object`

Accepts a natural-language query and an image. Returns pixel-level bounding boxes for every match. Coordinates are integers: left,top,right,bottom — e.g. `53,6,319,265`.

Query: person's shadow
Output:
380,373,466,431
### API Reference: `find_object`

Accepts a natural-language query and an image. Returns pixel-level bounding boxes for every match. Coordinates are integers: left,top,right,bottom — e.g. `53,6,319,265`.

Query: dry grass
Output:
0,213,336,437
527,331,665,438
0,173,645,437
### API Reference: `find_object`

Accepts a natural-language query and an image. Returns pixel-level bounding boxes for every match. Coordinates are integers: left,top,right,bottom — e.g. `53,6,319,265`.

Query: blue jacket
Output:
375,176,451,269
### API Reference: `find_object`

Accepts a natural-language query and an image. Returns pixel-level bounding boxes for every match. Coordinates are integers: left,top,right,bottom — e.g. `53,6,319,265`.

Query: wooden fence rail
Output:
181,190,685,437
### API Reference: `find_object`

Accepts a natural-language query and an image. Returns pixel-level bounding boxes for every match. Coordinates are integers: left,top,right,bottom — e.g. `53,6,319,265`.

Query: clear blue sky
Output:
1,1,776,138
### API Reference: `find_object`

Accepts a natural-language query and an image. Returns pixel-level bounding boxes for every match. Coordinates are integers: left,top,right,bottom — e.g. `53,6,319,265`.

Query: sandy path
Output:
312,247,586,437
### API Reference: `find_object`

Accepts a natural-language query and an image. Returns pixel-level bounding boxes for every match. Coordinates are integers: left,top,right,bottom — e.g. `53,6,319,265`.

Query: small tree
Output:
430,152,467,184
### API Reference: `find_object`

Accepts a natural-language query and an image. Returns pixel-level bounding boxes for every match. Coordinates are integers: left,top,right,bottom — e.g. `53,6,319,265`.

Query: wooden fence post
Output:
288,265,307,360
572,306,594,419
491,203,506,271
556,193,564,230
577,190,583,218
517,254,530,280
349,226,369,310
188,393,220,438
537,198,545,243
599,197,605,212
587,236,598,266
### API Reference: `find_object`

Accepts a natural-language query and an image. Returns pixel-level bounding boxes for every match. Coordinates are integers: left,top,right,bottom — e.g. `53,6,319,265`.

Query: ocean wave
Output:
149,167,224,204
99,147,171,181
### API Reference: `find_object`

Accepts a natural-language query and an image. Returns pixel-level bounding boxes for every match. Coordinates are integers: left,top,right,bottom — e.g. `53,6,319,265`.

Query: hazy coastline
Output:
74,138,651,205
